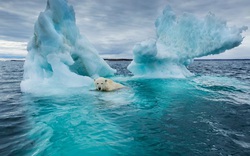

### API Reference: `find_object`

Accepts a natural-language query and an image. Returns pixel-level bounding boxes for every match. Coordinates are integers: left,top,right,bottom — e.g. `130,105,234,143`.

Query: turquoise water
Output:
1,60,250,155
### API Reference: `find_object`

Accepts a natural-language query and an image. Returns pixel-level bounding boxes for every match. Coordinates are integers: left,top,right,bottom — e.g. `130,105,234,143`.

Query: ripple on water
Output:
1,60,250,155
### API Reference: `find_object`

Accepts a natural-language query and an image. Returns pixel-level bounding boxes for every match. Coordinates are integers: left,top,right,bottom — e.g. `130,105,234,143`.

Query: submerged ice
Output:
21,0,115,93
128,6,247,78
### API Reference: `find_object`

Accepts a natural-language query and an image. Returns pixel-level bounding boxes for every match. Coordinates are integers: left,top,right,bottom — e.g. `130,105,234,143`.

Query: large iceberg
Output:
128,6,247,78
21,0,115,93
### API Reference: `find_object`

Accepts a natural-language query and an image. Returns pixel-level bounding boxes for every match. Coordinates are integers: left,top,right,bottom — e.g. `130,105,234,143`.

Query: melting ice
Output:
21,0,115,93
128,6,247,78
21,0,248,93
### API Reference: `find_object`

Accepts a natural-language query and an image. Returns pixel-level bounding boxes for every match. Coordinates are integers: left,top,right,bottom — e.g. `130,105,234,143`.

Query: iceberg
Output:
128,6,247,78
21,0,115,93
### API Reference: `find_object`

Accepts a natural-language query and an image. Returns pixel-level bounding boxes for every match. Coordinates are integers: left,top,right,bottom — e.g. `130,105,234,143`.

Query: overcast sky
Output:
0,0,249,59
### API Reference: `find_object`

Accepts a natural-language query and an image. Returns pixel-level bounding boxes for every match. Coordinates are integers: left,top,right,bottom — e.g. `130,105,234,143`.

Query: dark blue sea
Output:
1,60,250,156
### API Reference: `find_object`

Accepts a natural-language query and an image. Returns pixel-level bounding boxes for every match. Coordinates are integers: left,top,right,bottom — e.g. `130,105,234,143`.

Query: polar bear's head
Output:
94,77,109,91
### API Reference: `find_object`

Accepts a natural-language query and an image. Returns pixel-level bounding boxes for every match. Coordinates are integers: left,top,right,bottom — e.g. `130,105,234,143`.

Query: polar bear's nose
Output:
98,87,101,90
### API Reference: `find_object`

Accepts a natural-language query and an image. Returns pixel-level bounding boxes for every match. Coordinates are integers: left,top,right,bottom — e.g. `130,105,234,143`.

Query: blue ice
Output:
21,0,115,93
128,6,247,78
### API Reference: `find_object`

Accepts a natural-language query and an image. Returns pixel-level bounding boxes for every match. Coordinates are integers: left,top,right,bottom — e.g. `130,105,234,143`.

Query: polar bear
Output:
94,77,124,91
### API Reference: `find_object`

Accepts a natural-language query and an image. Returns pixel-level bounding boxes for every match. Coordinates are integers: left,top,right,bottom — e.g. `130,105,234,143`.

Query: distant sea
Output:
1,59,250,155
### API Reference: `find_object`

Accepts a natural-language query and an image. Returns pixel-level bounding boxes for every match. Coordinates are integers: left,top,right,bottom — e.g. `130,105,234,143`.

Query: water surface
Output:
1,60,250,155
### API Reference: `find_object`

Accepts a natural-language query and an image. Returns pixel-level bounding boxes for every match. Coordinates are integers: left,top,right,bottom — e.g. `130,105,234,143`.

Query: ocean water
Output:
0,60,250,155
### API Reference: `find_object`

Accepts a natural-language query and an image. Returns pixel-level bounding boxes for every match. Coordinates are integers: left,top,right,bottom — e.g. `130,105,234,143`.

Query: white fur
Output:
94,77,124,91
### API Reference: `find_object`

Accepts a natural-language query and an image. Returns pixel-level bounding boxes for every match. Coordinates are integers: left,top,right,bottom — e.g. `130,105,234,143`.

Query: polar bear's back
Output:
106,79,124,91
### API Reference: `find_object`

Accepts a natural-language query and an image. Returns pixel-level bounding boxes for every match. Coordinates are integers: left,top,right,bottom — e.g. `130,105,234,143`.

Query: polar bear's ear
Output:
105,79,108,83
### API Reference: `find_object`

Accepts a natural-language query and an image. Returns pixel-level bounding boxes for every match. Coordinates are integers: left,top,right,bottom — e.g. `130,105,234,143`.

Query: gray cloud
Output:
0,0,47,41
0,0,249,58
71,0,166,57
167,0,250,25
